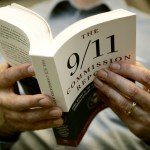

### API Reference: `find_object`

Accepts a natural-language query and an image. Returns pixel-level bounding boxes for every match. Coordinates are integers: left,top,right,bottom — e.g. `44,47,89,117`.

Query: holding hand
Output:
0,63,63,138
94,62,150,142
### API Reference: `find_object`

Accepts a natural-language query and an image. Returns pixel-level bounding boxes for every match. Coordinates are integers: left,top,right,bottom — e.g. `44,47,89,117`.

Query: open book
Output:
0,4,136,146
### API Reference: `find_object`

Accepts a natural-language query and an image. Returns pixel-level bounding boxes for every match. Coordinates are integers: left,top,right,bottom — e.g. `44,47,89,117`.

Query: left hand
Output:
94,62,150,142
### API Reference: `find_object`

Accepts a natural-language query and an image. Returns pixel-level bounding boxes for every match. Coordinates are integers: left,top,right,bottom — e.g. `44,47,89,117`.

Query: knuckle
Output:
131,124,144,138
143,115,150,126
33,120,60,130
20,112,36,123
31,121,50,130
3,70,12,84
4,97,14,109
20,113,27,122
28,98,36,107
103,87,113,98
121,100,129,110
20,109,49,123
116,99,128,114
3,111,11,123
127,86,138,98
4,112,10,120
142,70,150,85
6,95,20,110
18,67,28,77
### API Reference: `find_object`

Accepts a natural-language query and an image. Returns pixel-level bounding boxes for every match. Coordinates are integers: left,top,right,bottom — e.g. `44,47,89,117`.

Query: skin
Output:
75,0,99,5
0,61,149,142
0,63,63,138
94,62,150,142
72,0,101,8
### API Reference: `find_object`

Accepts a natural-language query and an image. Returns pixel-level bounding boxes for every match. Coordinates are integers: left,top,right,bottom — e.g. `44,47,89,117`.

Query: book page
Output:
0,20,31,66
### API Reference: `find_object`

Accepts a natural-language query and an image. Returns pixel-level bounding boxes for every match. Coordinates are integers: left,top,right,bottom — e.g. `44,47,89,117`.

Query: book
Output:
0,4,136,146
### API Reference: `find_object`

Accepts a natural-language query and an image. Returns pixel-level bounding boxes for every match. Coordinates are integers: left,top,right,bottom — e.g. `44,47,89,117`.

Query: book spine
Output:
31,56,68,111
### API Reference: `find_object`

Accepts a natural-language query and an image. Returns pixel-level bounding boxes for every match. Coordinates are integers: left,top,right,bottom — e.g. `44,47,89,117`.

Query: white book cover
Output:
30,9,136,112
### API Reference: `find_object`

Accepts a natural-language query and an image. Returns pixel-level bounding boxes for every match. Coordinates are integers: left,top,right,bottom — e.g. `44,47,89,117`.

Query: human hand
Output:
0,63,63,138
94,62,150,142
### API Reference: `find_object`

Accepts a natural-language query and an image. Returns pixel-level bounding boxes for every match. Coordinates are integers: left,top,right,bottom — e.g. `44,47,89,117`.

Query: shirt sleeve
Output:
0,142,15,150
0,133,20,150
143,140,150,149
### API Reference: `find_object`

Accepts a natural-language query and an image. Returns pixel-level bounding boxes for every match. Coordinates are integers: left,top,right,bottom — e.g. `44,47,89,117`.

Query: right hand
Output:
0,63,63,138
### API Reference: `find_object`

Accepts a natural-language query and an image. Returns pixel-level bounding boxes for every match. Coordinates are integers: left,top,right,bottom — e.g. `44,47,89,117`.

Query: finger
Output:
6,107,62,123
95,78,136,115
2,94,55,111
0,62,9,71
29,118,63,129
96,90,109,107
95,76,150,142
136,61,145,67
94,78,144,121
9,118,63,131
0,63,35,88
96,68,150,110
109,62,150,89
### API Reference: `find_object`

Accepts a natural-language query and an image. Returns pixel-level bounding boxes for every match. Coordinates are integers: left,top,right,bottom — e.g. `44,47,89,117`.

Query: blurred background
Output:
0,0,150,14
0,0,47,7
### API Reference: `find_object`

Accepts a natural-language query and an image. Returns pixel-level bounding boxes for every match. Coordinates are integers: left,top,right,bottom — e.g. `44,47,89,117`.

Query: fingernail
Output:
110,63,120,70
97,70,108,79
94,78,103,87
28,65,35,74
39,98,51,106
49,109,62,117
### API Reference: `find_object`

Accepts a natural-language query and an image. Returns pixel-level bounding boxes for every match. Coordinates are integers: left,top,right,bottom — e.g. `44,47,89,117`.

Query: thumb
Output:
0,63,35,88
